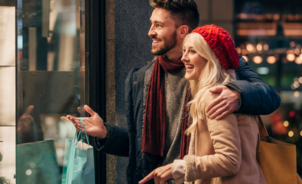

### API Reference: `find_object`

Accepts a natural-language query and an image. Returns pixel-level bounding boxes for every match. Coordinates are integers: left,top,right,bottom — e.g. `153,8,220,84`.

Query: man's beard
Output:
151,31,177,56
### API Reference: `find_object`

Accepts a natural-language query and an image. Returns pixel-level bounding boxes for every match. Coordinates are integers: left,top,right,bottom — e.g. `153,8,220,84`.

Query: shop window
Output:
16,0,86,183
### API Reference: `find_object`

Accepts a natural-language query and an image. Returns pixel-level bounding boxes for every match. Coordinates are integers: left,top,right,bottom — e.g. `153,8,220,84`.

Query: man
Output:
67,0,280,183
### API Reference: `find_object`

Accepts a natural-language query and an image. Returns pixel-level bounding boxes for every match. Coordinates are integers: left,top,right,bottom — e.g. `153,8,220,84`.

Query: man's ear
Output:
178,25,189,39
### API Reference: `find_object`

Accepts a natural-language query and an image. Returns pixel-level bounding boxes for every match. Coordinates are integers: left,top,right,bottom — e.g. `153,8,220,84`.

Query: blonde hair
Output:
184,33,237,134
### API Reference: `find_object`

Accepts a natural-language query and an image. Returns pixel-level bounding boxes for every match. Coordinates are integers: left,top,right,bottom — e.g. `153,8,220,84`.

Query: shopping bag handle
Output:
80,117,90,145
257,115,269,137
256,115,269,153
74,121,83,143
74,117,90,145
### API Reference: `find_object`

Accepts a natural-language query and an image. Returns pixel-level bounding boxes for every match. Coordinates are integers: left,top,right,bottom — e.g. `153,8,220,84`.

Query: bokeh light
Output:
242,56,248,62
288,131,294,137
284,121,289,127
253,56,263,64
267,56,276,64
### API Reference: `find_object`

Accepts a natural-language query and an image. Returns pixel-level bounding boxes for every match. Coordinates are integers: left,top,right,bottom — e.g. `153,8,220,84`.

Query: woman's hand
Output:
139,163,173,184
66,105,107,138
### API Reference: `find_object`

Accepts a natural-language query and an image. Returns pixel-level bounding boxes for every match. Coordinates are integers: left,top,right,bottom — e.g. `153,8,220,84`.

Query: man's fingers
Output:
60,116,70,123
206,98,224,115
209,106,225,119
84,105,95,116
209,86,224,93
139,171,154,184
77,107,81,114
25,105,34,115
66,115,76,121
66,115,81,126
74,123,85,133
215,111,230,120
206,97,221,113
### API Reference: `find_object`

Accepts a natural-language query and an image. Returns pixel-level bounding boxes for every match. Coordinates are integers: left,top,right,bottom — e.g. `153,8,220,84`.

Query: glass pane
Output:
16,0,85,183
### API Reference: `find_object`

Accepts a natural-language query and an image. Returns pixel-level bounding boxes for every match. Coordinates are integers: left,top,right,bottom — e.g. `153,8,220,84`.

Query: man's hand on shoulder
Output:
206,86,240,120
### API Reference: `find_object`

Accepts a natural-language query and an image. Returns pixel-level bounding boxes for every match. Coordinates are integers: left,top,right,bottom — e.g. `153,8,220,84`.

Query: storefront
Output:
1,0,107,183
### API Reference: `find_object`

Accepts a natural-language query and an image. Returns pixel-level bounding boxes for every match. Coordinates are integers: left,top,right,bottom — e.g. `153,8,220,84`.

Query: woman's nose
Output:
181,53,189,63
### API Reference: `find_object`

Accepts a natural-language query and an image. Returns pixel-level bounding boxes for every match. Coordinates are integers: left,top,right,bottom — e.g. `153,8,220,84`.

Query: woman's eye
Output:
183,49,186,53
190,50,196,53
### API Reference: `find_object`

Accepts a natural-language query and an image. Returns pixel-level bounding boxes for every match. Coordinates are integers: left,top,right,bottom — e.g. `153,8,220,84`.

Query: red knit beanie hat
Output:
192,24,239,70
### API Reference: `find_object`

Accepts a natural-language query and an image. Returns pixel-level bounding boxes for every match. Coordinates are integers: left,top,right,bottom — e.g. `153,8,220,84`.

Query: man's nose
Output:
148,25,156,37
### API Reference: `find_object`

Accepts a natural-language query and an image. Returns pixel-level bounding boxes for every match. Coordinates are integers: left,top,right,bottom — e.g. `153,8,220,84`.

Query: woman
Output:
139,25,266,184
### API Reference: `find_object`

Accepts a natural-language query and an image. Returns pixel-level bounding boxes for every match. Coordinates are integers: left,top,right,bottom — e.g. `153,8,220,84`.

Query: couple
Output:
67,0,279,183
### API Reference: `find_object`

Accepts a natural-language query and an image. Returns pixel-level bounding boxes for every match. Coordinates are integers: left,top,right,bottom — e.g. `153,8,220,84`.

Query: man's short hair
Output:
150,0,200,32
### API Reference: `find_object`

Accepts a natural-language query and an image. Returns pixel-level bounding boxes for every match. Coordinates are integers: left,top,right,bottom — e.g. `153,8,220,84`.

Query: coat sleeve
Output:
94,68,139,157
95,123,129,156
225,55,280,115
172,91,241,182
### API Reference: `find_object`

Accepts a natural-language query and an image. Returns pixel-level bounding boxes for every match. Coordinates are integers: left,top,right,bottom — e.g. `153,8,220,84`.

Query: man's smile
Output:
152,39,161,46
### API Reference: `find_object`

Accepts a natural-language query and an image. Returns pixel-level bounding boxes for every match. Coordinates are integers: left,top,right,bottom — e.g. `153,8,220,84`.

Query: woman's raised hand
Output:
66,105,107,138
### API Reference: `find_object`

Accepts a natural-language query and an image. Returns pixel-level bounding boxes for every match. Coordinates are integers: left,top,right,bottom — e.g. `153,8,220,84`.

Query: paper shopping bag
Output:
62,117,95,184
256,116,302,184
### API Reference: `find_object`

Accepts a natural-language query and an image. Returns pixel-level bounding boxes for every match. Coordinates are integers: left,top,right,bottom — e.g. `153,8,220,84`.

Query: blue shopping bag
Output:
62,117,95,184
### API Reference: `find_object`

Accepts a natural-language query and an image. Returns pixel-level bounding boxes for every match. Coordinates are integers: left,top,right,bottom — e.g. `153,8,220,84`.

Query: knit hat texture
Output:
192,24,239,70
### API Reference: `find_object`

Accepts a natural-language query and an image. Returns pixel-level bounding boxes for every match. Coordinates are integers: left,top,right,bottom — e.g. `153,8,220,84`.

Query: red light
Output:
290,111,295,117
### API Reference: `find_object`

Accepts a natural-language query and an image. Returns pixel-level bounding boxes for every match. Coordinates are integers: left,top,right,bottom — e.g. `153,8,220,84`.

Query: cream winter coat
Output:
172,90,267,184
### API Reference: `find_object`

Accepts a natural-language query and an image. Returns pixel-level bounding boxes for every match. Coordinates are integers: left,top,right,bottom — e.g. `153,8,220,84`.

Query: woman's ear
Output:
178,25,189,40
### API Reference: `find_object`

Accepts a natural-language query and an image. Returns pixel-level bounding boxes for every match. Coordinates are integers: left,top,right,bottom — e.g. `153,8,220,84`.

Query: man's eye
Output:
156,24,162,28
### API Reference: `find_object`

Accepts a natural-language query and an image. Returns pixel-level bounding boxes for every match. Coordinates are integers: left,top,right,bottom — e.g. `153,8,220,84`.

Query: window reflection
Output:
16,0,84,183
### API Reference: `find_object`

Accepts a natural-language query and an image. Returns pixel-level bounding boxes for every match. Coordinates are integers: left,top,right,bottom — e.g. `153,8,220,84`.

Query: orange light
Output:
236,47,241,54
288,131,294,137
295,57,302,65
295,48,301,55
287,54,295,62
284,121,289,127
253,56,263,64
256,44,262,51
263,44,269,51
294,91,300,97
241,49,248,55
267,56,276,64
242,56,248,62
299,77,302,84
246,43,256,53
